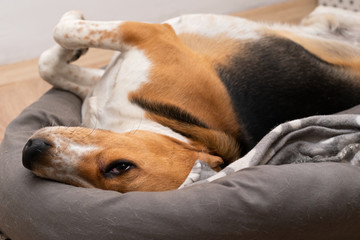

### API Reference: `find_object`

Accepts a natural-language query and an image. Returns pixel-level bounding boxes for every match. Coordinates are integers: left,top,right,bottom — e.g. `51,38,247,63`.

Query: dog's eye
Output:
104,160,135,177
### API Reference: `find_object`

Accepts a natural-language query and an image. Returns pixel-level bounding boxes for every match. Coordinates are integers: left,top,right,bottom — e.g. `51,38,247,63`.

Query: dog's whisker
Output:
201,148,207,163
88,127,96,137
70,128,77,135
130,118,142,135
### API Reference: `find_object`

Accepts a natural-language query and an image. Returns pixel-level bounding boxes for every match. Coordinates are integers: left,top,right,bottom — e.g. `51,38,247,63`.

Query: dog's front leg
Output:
39,45,104,99
39,11,105,99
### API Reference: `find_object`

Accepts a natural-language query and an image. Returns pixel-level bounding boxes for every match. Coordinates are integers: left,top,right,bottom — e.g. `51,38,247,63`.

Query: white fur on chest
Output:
81,47,189,143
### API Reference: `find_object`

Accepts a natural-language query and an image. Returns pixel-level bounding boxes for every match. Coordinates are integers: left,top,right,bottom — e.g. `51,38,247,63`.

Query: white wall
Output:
0,0,289,65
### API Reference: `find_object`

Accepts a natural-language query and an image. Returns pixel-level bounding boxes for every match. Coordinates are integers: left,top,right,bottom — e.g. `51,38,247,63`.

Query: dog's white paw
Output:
302,6,360,46
43,45,88,64
66,48,88,63
39,45,88,79
59,10,85,22
53,10,87,49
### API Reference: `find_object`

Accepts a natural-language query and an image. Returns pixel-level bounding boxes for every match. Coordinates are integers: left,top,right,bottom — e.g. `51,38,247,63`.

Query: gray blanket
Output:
181,113,360,187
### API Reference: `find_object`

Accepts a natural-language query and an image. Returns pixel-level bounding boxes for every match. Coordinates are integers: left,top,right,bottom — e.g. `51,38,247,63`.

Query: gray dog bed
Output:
1,88,360,240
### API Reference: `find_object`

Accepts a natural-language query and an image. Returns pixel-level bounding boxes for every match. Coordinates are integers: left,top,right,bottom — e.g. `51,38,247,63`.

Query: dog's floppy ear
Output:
196,152,224,172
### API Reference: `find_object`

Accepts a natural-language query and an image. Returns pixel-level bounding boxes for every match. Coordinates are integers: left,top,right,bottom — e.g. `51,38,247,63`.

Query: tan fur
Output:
146,114,241,162
123,22,242,144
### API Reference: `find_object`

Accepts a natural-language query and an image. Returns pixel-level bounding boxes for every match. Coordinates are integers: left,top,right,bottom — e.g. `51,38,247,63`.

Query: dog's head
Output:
22,126,223,192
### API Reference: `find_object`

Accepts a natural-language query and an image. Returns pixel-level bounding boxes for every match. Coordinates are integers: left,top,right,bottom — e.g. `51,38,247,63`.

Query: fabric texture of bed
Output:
1,88,360,240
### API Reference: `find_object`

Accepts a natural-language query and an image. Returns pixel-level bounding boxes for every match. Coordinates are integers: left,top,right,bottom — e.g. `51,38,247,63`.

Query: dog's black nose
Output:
22,138,51,170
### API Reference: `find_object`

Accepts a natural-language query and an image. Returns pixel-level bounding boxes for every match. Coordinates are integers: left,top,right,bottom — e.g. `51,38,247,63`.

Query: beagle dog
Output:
22,6,360,192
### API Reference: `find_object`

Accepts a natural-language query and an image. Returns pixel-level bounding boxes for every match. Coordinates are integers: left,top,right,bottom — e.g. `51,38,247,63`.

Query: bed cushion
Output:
1,88,360,240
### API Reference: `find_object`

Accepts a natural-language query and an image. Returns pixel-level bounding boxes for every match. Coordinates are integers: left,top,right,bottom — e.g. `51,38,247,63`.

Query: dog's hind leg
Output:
270,6,360,75
301,6,360,47
52,10,181,53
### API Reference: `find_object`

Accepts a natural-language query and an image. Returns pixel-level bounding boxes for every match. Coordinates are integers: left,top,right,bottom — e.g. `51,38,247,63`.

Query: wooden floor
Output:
0,0,317,143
